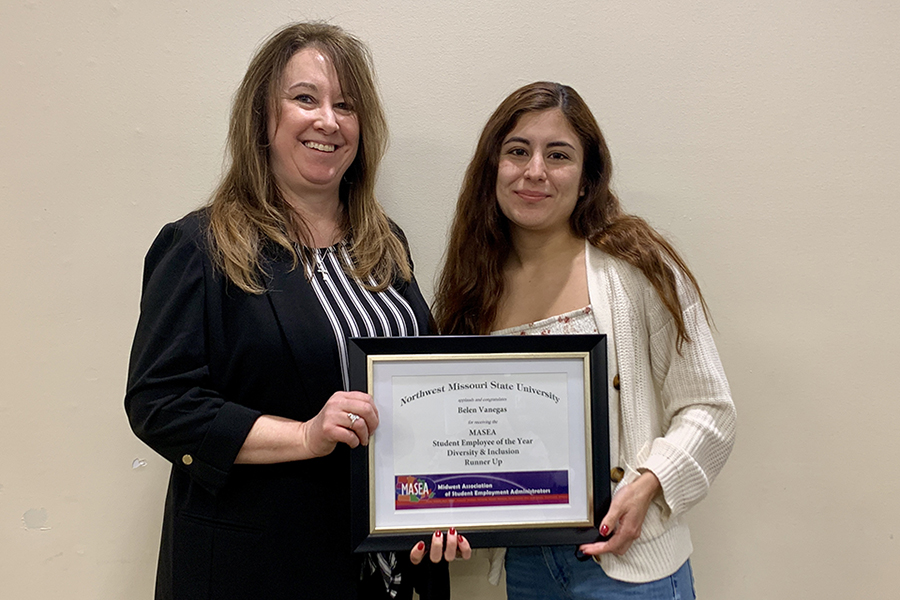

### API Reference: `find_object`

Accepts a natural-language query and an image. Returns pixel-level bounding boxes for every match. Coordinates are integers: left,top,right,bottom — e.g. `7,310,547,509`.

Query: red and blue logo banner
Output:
395,470,569,509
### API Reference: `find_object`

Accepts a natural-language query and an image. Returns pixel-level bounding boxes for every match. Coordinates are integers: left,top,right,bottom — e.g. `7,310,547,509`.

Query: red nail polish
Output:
600,525,610,536
435,530,442,538
416,541,425,551
449,527,456,536
458,535,466,544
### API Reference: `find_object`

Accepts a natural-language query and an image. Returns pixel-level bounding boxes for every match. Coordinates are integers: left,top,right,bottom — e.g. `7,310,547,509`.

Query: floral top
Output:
491,305,598,336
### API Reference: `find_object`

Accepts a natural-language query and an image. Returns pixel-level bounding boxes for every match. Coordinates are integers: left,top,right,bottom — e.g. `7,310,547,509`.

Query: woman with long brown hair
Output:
434,82,735,598
126,22,467,600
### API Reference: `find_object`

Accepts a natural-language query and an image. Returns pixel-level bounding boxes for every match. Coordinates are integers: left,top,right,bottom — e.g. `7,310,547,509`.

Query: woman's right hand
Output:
298,391,379,457
409,529,472,564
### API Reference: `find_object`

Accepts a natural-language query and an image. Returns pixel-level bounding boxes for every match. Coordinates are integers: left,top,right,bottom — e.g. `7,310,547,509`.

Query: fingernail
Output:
449,527,456,536
435,530,442,538
416,541,425,551
600,525,610,536
458,535,466,544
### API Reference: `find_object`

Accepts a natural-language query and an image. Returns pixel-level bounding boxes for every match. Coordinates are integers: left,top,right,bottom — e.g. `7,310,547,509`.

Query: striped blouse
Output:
301,241,417,596
301,241,420,390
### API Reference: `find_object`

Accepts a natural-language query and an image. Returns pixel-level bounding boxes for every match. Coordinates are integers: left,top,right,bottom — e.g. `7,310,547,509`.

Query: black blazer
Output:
126,211,445,600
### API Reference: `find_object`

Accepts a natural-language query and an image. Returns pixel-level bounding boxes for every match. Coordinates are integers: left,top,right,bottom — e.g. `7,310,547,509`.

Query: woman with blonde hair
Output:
126,22,467,600
434,82,735,599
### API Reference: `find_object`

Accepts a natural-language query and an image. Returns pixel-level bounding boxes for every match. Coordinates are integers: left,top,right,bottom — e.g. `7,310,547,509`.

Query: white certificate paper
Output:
370,357,590,531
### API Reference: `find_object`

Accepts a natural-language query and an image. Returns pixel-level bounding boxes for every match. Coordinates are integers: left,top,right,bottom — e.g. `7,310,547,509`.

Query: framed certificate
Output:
347,334,610,552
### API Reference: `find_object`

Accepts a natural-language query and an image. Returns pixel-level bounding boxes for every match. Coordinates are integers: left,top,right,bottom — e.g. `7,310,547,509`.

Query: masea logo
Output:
396,476,436,502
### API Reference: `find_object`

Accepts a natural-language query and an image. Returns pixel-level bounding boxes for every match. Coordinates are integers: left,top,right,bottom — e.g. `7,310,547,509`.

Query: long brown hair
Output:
207,22,410,293
433,82,707,348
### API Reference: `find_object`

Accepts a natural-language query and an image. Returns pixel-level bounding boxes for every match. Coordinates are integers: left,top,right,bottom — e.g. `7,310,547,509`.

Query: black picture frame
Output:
348,334,610,552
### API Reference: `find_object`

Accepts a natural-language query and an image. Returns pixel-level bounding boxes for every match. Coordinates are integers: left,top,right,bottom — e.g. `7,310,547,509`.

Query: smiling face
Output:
267,46,360,205
495,109,584,238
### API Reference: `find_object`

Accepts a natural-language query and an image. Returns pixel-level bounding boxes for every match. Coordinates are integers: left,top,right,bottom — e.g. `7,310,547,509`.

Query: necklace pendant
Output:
317,252,329,280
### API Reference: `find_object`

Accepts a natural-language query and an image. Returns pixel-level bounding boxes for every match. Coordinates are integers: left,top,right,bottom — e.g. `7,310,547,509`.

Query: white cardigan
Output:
488,243,736,584
586,242,735,582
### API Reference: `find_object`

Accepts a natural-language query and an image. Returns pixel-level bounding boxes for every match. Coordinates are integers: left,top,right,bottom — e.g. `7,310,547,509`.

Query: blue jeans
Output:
505,546,695,600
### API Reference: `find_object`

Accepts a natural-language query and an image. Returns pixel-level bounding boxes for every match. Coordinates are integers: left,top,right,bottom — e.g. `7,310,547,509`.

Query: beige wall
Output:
2,1,898,598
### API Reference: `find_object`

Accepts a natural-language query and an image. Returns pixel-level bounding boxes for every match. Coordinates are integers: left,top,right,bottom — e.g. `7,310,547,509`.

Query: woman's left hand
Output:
578,471,661,557
409,529,472,564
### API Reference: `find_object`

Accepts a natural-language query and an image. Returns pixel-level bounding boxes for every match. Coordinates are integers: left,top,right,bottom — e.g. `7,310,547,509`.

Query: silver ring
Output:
347,412,360,425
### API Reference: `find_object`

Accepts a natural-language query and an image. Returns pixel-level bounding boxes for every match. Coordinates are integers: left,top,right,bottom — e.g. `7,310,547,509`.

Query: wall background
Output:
2,1,898,598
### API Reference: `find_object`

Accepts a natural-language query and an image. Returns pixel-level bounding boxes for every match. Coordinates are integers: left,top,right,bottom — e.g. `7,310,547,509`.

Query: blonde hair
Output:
208,22,410,293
